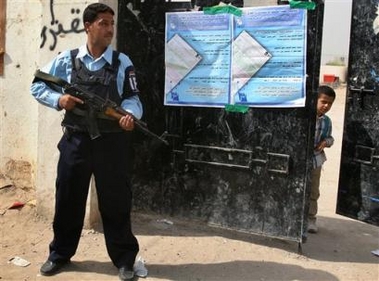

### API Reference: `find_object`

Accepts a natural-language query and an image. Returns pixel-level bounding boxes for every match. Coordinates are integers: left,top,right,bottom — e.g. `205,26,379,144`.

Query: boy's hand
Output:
315,140,327,152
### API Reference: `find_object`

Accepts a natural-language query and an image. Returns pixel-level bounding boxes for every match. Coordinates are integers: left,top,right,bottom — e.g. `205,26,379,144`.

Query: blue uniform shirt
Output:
30,45,143,119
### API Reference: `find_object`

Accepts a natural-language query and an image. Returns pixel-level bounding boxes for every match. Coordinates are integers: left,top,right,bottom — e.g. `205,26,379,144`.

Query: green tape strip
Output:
289,0,316,10
225,104,249,113
203,6,243,17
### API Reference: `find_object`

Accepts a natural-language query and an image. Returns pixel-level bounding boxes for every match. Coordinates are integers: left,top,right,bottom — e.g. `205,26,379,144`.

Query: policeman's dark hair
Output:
83,3,114,24
318,85,336,100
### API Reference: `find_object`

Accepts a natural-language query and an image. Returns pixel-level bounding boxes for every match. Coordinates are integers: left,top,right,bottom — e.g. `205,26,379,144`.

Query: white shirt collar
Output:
76,45,113,64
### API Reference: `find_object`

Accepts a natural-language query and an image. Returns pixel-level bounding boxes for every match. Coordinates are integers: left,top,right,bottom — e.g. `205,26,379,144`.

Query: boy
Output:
309,85,336,233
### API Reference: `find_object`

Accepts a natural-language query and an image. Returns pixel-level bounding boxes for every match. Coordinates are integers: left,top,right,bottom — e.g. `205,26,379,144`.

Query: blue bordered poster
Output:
164,5,307,108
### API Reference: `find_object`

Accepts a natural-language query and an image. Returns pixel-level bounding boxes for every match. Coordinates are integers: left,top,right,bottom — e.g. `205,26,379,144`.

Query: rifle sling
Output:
34,70,117,139
34,70,115,120
34,70,169,145
34,70,70,88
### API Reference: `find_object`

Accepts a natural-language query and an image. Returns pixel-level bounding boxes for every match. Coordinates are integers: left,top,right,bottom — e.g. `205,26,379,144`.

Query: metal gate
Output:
117,0,325,243
336,0,379,226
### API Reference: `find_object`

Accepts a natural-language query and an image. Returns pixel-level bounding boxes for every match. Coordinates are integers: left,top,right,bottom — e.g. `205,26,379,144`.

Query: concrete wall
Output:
321,0,353,66
0,0,116,224
244,0,277,6
0,1,42,189
319,0,352,83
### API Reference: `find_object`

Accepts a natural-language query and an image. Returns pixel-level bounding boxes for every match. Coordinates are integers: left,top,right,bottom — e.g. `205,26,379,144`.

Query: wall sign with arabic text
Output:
164,5,307,108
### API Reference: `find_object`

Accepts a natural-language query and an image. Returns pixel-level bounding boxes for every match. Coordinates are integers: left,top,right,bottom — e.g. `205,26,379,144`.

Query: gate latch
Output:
349,86,375,109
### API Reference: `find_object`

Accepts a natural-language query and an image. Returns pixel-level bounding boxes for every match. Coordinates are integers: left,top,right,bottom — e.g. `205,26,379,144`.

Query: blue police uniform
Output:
31,45,142,269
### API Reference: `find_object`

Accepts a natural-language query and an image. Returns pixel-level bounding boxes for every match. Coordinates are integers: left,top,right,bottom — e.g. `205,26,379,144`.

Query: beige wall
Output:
244,0,277,6
0,1,41,188
0,0,116,223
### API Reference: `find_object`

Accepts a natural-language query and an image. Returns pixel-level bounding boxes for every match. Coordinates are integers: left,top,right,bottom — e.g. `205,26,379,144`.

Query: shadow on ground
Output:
144,260,338,281
36,259,338,281
130,212,379,264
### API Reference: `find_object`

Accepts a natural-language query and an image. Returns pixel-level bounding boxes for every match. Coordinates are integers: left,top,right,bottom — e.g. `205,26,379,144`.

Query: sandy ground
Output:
0,86,378,281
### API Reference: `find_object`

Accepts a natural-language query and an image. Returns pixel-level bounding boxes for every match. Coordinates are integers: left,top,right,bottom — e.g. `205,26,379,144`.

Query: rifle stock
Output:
104,107,124,120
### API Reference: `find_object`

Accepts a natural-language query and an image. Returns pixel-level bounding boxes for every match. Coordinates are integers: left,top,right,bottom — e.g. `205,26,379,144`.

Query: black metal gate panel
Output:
336,0,379,225
117,1,325,242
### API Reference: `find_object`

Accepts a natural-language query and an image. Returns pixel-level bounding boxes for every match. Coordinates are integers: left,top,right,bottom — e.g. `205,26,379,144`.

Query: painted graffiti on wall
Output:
40,0,85,51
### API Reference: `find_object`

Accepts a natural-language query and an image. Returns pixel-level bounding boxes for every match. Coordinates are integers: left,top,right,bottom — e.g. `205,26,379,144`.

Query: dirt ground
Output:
0,86,378,281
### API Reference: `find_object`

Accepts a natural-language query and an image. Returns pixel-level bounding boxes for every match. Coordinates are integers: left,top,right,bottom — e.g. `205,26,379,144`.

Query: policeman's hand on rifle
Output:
58,94,84,111
119,115,135,131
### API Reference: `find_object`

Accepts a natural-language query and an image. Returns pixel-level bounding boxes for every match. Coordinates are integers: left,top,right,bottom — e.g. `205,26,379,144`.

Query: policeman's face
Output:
85,12,114,48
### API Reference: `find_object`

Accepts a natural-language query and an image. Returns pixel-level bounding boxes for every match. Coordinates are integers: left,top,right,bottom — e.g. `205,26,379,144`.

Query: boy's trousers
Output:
309,166,322,220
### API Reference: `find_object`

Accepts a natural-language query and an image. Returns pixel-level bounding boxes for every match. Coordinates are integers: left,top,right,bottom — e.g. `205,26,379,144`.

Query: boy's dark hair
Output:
318,85,336,100
83,3,114,24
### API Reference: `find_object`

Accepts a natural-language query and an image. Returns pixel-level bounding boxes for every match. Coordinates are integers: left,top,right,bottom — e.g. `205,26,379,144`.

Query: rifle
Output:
34,70,169,145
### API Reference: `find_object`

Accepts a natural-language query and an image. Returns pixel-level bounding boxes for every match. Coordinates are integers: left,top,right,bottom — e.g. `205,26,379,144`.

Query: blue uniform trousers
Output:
48,131,139,269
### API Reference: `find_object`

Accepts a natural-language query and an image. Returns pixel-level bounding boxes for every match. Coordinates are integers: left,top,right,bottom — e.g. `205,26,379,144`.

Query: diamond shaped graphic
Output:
165,34,202,96
232,30,272,95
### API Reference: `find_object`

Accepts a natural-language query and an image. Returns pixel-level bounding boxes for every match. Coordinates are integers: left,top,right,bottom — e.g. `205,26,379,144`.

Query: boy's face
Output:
317,93,334,116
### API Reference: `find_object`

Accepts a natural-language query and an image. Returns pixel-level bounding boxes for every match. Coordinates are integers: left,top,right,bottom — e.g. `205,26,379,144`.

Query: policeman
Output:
31,3,142,281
